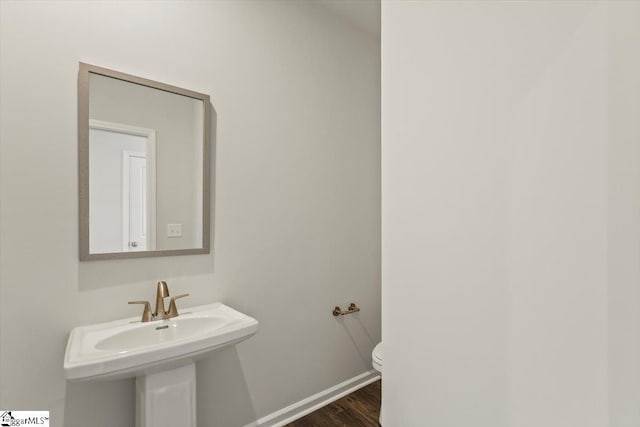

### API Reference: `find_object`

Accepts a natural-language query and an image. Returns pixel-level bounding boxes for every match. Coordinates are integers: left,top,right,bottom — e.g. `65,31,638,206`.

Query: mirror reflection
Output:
79,63,210,260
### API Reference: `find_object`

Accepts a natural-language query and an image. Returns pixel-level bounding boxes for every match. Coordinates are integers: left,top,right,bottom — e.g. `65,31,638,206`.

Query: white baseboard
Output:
243,370,381,427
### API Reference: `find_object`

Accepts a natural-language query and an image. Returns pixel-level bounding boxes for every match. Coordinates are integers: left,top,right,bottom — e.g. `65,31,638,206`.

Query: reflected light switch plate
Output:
167,224,182,238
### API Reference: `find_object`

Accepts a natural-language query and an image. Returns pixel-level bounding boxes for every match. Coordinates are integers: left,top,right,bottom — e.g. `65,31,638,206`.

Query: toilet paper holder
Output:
333,303,360,316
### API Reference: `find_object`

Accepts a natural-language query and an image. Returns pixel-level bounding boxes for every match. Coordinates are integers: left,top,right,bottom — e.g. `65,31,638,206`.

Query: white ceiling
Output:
317,0,381,41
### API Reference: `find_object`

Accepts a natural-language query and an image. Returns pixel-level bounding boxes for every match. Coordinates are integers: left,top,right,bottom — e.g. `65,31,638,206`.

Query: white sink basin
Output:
95,317,230,351
64,302,258,381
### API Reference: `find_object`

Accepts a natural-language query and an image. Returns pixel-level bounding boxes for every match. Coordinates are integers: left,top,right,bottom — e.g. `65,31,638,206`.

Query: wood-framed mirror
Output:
78,63,210,260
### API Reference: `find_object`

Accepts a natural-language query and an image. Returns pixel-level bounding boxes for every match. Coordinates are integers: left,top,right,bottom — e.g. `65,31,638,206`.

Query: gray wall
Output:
607,3,640,425
0,2,380,427
382,1,639,426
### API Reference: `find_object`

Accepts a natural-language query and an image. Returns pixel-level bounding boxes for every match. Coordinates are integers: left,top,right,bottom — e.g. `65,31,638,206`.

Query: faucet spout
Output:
154,281,170,317
128,281,187,321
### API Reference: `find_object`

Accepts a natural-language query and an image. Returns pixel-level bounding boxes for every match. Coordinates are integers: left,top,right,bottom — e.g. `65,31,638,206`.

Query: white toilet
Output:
372,342,383,425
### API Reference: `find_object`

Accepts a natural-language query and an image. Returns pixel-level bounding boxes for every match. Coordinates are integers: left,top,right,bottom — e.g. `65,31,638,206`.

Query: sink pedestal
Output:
136,362,197,427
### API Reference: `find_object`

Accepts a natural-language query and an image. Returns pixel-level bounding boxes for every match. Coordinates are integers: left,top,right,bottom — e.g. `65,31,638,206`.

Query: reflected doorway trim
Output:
89,119,157,252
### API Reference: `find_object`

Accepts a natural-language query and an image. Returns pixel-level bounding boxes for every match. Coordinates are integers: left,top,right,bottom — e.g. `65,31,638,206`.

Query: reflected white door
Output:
89,127,152,254
126,153,148,251
89,122,156,254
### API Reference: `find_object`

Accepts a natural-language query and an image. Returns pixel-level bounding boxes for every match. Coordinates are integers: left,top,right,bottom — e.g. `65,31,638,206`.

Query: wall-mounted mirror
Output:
78,63,210,260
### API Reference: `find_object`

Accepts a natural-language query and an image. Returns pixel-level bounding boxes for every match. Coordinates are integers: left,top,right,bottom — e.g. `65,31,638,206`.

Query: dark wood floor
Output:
285,380,381,427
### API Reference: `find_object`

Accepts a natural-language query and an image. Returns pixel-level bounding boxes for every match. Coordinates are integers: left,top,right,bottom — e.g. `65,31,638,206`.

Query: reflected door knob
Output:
130,241,138,247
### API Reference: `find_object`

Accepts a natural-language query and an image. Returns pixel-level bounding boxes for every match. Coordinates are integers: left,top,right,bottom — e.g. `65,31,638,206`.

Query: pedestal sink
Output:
64,303,258,427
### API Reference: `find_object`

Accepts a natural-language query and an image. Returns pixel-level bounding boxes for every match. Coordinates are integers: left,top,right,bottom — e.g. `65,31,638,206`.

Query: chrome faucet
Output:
129,281,189,322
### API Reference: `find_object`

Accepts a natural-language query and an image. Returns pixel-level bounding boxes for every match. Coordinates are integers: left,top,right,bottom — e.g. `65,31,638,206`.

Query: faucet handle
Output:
128,300,153,322
167,294,190,318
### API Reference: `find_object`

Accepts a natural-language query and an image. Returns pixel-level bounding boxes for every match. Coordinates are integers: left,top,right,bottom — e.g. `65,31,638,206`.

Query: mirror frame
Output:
78,62,211,261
